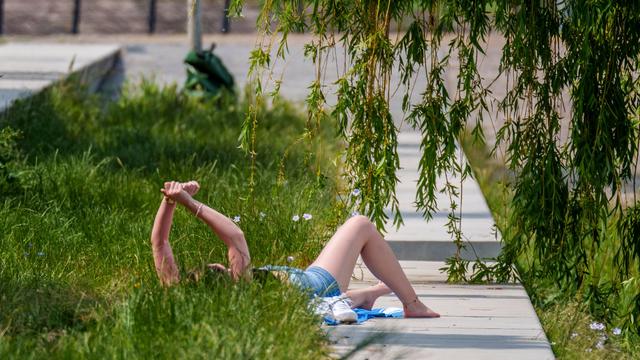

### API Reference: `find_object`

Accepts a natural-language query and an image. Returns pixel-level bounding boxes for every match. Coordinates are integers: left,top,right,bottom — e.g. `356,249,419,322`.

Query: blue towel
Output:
324,307,404,326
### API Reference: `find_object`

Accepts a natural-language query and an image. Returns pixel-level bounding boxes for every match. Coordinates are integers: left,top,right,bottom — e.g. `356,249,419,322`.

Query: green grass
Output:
0,81,346,358
460,135,640,359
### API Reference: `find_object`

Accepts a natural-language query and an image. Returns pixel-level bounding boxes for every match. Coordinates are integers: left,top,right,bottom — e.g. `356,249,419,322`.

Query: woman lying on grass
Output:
151,180,440,319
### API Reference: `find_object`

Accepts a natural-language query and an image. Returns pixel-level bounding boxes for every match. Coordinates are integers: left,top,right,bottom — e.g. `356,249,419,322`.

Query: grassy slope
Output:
0,82,344,359
460,135,640,359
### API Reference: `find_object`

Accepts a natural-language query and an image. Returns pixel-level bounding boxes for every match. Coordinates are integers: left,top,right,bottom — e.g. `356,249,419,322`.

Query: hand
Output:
228,247,252,282
207,263,230,275
181,180,200,196
161,181,191,204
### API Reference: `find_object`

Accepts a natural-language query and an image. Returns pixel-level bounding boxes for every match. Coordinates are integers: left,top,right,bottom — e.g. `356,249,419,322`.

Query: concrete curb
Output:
389,240,502,261
0,43,122,112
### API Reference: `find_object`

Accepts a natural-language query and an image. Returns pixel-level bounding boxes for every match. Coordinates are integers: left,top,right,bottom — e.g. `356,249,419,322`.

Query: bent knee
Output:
346,215,375,230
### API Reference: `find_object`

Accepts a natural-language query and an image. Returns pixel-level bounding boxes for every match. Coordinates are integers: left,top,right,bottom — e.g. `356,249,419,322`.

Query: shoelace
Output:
312,295,355,317
331,297,352,307
328,296,354,314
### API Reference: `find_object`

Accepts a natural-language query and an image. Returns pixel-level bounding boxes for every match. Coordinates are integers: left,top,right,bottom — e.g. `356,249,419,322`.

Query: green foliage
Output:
463,130,640,356
538,300,640,358
0,127,25,195
238,0,640,343
0,82,341,358
620,205,640,275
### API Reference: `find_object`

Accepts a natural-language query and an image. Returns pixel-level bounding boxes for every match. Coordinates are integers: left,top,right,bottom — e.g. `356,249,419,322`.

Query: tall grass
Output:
0,81,344,358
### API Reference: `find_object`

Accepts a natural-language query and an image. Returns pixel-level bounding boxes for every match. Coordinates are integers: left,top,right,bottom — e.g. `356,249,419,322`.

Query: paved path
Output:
327,262,554,360
0,43,121,112
0,35,554,359
386,131,501,261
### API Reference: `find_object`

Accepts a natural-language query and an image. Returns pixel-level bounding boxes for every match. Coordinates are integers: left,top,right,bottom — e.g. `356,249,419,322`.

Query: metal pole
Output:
221,0,231,33
72,0,81,34
187,0,202,51
148,0,157,34
0,0,4,36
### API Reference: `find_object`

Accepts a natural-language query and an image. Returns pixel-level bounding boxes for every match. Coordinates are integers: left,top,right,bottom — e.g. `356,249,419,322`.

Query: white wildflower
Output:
259,212,266,219
292,215,300,222
612,328,622,336
570,332,579,339
233,216,241,223
350,210,360,217
589,322,605,331
287,256,294,263
303,213,312,220
351,188,361,197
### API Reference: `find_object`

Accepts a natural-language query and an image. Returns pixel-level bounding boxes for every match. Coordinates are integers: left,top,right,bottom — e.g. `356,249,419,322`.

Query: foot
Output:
403,298,440,318
346,291,376,310
346,283,391,310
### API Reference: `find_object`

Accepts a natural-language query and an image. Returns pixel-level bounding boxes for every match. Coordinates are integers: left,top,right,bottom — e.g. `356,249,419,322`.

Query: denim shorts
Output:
257,265,341,297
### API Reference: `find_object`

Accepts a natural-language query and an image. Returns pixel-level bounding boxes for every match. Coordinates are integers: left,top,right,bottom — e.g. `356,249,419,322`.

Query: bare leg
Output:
346,282,391,310
310,216,439,318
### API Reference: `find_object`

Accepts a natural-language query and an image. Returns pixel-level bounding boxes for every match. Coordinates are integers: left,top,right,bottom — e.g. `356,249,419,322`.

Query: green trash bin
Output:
184,44,235,98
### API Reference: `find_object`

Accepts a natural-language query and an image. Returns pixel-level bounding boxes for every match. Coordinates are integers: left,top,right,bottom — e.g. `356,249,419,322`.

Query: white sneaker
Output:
312,295,357,324
330,295,357,324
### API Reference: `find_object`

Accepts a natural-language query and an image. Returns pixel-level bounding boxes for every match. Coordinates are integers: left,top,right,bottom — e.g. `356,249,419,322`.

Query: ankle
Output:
402,296,420,308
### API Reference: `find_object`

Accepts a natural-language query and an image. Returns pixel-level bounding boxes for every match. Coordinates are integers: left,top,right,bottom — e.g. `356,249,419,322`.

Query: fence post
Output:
221,0,231,33
0,0,4,36
72,0,81,34
187,0,202,51
148,0,157,34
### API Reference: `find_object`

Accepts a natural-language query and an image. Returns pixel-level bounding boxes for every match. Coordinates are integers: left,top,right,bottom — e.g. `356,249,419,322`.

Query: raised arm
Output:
150,195,180,286
163,181,252,281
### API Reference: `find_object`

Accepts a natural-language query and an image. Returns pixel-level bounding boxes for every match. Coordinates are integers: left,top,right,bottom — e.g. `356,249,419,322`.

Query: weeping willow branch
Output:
233,1,640,320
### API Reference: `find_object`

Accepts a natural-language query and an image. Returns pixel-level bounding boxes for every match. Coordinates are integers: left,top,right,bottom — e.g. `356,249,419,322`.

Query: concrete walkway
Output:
327,262,553,360
323,129,553,359
386,131,502,261
0,35,555,359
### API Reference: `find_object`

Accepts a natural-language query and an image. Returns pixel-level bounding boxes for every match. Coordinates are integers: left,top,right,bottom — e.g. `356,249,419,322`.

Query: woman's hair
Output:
186,264,229,284
186,264,276,285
